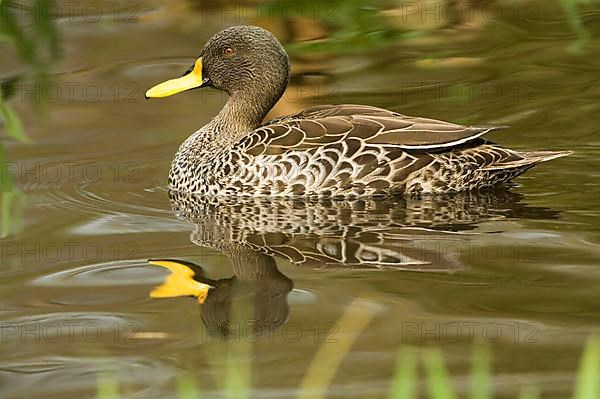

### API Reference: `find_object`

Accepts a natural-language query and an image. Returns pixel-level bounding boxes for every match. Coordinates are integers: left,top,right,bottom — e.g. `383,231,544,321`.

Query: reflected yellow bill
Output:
148,259,211,304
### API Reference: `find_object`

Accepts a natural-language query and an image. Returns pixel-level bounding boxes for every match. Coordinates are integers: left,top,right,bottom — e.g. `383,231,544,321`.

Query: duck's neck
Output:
210,93,267,136
206,79,288,147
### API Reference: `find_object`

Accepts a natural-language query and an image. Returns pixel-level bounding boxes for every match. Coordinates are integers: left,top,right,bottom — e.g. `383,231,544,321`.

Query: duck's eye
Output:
224,47,235,56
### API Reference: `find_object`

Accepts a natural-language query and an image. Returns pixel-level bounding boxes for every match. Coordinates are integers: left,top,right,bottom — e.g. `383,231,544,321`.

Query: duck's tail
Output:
482,150,573,171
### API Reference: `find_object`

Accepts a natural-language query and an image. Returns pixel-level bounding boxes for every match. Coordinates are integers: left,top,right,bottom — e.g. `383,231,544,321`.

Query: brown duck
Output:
146,25,571,198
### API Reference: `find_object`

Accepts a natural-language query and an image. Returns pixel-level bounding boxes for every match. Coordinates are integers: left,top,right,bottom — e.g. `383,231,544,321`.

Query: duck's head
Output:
145,25,290,104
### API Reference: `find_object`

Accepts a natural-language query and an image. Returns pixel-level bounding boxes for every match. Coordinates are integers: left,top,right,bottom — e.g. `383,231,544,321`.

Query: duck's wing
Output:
247,104,504,155
261,104,395,123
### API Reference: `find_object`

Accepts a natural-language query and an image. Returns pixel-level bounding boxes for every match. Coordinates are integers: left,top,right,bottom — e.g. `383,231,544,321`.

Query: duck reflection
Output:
149,188,558,338
199,248,293,339
149,247,293,339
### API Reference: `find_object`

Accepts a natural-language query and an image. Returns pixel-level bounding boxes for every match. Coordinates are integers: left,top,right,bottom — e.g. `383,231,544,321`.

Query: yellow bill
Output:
145,58,205,98
148,259,211,304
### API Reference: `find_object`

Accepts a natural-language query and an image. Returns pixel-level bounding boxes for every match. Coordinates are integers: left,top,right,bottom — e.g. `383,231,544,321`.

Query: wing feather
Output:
245,104,505,154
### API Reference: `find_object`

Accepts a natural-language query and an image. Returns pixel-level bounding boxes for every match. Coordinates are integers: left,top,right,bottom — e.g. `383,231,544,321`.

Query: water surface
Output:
1,1,599,397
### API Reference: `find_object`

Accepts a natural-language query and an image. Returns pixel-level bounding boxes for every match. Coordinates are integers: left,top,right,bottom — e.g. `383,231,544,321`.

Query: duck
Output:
146,25,571,197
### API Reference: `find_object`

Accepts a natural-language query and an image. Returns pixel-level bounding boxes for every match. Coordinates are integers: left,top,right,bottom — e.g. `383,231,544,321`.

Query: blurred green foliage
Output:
262,0,597,54
261,0,408,54
0,0,60,74
0,0,60,236
94,335,600,398
559,0,594,52
0,142,25,237
95,290,600,399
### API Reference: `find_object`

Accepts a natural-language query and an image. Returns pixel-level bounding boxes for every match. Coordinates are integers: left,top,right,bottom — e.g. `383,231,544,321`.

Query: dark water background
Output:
1,0,599,397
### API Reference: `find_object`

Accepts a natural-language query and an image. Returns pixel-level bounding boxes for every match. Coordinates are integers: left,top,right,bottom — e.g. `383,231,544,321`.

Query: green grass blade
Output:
574,335,600,399
519,387,540,399
0,101,30,143
0,186,25,238
34,0,61,61
200,285,254,399
0,142,13,192
96,370,119,399
297,298,377,399
0,0,37,64
388,347,418,399
225,343,252,399
1,191,14,238
470,344,491,399
423,348,456,399
177,372,201,399
559,0,591,53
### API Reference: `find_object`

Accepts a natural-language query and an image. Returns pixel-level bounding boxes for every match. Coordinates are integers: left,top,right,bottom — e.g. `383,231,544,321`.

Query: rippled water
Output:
1,0,600,398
